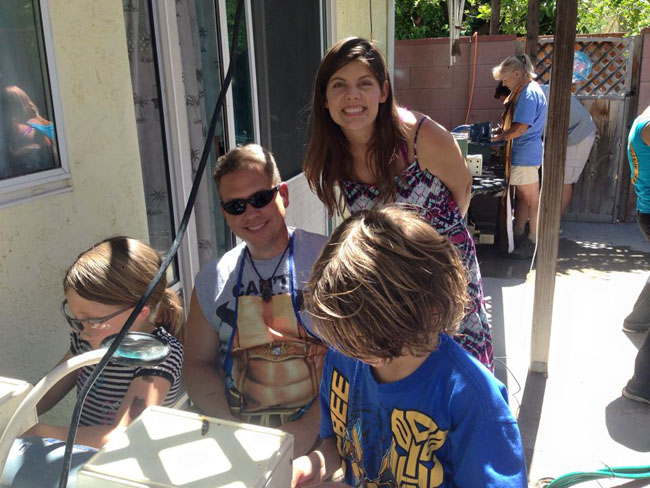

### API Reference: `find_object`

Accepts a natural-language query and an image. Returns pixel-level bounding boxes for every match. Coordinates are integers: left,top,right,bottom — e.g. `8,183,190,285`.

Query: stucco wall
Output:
0,1,147,423
395,35,517,130
335,0,389,47
334,0,392,60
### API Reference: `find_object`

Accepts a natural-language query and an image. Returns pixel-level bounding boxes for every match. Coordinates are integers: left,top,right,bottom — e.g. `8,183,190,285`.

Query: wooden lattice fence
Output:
530,35,641,222
535,36,636,98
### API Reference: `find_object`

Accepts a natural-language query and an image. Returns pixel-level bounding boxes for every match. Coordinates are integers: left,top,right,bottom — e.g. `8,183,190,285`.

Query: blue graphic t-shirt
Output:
319,334,527,487
512,81,547,167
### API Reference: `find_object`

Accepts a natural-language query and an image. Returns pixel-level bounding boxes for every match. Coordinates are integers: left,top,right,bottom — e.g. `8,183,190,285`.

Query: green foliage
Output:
483,0,556,35
395,0,650,39
395,0,450,39
576,0,650,35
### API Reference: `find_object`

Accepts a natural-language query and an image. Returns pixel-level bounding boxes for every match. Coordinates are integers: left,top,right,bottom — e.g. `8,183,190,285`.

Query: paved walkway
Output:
478,221,650,487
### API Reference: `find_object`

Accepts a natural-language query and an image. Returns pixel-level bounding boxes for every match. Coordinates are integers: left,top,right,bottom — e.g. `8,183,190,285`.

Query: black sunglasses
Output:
221,185,280,215
61,299,131,333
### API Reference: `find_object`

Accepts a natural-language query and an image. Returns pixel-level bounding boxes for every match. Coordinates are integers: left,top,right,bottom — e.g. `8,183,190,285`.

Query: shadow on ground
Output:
477,238,650,282
478,230,650,487
517,372,547,471
605,396,650,452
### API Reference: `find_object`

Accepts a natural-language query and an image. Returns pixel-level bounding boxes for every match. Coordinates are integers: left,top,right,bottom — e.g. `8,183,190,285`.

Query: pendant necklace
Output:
246,242,290,303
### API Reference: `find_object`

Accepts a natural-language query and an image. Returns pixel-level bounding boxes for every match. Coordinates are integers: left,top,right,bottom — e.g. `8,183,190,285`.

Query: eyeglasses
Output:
221,185,280,216
61,299,131,333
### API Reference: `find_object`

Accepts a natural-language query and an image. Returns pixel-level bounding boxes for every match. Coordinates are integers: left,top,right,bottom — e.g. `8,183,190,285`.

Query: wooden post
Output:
530,0,578,374
490,0,501,35
525,0,540,59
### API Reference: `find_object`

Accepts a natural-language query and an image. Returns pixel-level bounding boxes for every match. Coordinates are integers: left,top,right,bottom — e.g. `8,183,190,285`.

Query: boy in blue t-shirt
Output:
292,206,527,487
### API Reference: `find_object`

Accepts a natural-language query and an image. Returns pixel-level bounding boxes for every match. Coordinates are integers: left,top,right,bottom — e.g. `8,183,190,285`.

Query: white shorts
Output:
564,132,596,184
510,165,540,185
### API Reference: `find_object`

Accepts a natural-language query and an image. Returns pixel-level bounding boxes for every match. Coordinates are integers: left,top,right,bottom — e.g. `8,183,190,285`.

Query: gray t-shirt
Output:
539,84,597,145
195,228,328,368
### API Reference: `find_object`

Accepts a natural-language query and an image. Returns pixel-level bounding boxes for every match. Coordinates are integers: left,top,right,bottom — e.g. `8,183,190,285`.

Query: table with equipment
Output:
453,123,506,246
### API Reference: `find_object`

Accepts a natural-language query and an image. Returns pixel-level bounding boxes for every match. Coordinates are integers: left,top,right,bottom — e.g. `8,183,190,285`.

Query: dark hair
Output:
307,206,468,360
303,37,407,216
64,237,184,339
494,81,511,99
213,144,281,190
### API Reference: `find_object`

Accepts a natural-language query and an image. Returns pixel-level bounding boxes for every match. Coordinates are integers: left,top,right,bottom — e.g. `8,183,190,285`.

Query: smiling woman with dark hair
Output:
303,37,494,371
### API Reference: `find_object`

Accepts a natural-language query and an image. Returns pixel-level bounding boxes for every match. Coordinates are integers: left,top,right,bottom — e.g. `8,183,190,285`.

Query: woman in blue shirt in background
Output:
492,55,547,259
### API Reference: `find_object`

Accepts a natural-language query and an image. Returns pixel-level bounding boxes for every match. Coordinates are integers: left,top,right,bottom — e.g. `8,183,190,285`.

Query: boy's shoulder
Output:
324,335,511,418
430,336,513,420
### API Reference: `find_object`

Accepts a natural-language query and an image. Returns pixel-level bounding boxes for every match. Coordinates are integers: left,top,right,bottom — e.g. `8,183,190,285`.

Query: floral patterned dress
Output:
342,117,493,370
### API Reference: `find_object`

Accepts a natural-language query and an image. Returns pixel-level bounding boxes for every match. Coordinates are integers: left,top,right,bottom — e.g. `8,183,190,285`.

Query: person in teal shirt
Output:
622,106,650,406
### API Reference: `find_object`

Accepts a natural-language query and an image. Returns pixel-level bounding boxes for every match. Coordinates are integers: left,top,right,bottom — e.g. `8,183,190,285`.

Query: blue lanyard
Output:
223,231,302,378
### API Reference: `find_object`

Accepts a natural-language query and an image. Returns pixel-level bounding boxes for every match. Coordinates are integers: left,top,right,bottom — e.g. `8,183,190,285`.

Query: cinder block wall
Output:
394,35,518,131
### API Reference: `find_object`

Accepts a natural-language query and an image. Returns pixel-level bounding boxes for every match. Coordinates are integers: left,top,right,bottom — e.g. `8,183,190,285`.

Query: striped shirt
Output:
71,326,183,427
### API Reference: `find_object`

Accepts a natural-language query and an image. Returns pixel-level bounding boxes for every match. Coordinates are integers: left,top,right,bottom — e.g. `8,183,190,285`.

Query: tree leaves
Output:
395,0,650,39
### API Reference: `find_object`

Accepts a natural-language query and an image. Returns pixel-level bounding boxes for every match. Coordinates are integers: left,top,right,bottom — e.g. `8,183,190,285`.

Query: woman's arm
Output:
491,122,529,142
412,116,473,216
36,349,77,416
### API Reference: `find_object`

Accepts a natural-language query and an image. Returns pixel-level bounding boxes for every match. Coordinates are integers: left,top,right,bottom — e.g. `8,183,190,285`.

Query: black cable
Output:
57,1,245,486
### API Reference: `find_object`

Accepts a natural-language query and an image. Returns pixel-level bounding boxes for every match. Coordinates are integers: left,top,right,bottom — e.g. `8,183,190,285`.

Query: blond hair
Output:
492,54,536,82
64,237,184,339
213,144,281,190
307,206,468,360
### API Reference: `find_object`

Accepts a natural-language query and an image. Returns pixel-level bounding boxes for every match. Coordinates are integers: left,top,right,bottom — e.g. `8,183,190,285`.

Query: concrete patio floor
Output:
477,221,650,487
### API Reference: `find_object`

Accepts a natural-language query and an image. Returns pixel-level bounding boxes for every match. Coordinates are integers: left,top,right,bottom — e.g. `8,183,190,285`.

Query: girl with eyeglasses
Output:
24,237,184,448
303,37,493,370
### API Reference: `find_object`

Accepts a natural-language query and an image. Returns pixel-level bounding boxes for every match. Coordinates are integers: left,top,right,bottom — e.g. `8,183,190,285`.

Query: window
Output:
0,0,68,207
251,0,321,179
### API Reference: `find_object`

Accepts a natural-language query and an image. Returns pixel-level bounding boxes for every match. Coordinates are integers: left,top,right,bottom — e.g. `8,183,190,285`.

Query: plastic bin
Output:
77,406,293,488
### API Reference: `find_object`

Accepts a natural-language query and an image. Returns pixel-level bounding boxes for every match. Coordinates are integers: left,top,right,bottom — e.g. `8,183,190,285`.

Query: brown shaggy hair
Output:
306,206,468,360
64,237,184,339
303,37,407,216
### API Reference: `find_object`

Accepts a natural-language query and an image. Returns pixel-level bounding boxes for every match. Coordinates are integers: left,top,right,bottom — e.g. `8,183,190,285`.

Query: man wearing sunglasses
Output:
183,144,328,456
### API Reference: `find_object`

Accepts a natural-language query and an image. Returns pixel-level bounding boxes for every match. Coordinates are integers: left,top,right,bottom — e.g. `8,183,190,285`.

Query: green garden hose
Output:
541,464,650,487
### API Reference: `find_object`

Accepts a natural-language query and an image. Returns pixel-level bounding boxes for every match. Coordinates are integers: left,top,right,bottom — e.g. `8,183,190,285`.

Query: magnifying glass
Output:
100,332,171,366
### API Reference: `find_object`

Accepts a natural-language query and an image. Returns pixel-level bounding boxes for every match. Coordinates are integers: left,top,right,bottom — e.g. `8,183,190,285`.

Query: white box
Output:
77,406,293,488
0,377,36,434
466,154,483,176
479,233,495,245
